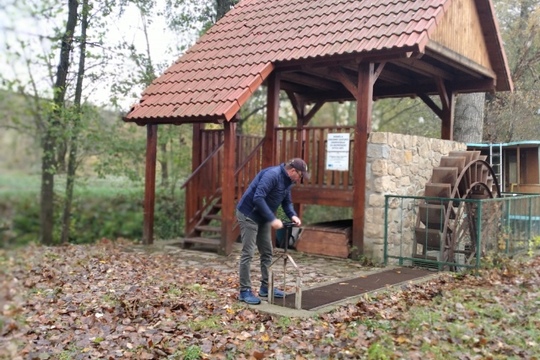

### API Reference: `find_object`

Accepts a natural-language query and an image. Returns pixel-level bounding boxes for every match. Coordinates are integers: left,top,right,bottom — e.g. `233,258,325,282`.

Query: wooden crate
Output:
295,220,352,258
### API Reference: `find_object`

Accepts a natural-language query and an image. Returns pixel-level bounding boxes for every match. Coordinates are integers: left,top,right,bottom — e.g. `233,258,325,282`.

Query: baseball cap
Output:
288,158,310,180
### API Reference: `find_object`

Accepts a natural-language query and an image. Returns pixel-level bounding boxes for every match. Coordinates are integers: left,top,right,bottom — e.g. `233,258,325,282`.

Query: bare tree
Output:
61,0,90,244
40,0,79,245
485,0,540,142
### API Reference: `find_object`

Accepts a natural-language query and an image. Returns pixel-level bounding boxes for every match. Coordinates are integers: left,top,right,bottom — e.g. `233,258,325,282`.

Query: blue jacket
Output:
236,163,297,224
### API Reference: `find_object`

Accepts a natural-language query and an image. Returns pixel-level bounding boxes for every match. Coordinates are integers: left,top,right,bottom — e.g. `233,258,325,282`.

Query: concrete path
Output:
129,240,435,317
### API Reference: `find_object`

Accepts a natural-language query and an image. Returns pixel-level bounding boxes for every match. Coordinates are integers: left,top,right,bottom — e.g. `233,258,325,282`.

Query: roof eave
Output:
475,0,514,92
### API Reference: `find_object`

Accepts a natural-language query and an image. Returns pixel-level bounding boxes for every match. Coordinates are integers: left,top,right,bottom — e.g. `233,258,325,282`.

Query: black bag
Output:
276,226,299,249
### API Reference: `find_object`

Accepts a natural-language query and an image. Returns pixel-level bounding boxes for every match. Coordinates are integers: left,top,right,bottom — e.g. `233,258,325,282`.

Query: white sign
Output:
326,133,350,171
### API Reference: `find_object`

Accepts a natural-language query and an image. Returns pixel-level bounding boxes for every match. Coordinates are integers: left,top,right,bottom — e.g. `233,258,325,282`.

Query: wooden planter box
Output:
295,220,352,258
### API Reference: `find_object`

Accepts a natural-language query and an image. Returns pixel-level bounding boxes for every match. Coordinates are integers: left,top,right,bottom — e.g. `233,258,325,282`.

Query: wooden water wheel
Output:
413,150,501,271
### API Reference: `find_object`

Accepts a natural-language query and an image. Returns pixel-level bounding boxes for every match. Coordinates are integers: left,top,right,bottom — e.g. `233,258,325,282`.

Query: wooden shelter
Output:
468,141,540,194
124,0,513,256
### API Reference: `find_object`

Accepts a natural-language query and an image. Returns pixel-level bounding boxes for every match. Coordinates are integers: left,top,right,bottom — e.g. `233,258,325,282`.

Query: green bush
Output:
154,188,185,240
0,175,186,247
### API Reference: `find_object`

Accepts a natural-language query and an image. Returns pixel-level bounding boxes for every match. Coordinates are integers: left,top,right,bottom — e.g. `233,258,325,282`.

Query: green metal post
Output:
475,199,482,271
384,195,389,266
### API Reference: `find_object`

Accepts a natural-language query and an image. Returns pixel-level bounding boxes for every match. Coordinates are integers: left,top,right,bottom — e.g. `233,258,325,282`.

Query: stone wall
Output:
363,132,467,263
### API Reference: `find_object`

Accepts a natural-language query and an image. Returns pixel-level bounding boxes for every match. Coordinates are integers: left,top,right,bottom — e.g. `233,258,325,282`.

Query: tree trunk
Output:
160,141,168,186
40,0,78,245
453,92,485,143
216,0,236,20
61,0,88,244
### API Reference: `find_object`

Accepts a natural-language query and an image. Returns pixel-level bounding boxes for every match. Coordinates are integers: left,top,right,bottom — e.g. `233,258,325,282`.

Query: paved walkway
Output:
131,239,381,290
128,239,403,317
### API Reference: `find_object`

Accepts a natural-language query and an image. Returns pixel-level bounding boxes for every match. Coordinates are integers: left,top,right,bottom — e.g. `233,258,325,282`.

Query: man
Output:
236,158,310,305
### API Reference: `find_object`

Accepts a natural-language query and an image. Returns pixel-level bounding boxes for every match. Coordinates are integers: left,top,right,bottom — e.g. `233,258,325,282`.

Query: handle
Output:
282,221,296,228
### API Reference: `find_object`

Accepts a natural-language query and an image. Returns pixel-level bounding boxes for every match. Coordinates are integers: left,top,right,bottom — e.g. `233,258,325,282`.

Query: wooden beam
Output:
263,72,280,168
298,90,356,103
280,80,313,94
372,62,386,84
274,45,421,71
374,84,438,98
450,78,496,93
303,101,324,126
436,77,450,111
334,67,359,100
221,120,236,255
441,91,455,140
417,78,455,139
285,90,303,119
395,57,455,80
425,41,497,79
285,90,324,126
292,187,353,207
352,62,374,256
281,72,340,92
418,93,443,119
192,124,203,171
143,124,158,245
343,61,410,86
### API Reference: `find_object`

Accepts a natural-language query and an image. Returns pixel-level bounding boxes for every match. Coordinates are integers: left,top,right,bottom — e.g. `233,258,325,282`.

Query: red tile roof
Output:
125,0,511,124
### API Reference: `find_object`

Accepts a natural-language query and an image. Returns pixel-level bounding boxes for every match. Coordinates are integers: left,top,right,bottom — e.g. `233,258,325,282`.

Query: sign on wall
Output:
326,133,350,171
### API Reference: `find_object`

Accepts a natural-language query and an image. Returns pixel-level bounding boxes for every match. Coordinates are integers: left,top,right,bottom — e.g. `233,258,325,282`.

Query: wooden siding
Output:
431,0,492,70
523,148,540,184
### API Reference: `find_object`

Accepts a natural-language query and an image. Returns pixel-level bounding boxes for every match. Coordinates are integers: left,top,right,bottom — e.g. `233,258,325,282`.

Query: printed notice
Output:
326,133,350,171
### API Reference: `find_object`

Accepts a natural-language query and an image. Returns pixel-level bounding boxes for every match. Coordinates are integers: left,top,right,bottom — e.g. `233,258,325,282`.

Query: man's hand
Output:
291,216,301,226
271,218,284,229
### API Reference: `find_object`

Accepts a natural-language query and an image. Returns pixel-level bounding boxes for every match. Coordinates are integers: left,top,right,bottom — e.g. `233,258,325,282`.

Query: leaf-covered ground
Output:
1,240,539,360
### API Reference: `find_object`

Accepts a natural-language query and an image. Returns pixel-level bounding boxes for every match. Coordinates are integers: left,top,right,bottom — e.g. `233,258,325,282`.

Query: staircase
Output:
181,135,265,252
182,191,224,249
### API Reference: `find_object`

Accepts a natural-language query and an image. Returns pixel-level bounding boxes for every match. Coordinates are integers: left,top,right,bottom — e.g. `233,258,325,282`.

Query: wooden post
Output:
263,72,280,168
440,86,455,141
351,62,374,257
192,123,203,171
221,120,236,255
143,124,158,245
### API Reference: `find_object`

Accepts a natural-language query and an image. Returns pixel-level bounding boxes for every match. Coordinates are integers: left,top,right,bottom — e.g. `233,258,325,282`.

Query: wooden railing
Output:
276,126,355,195
182,131,265,237
274,126,355,207
182,144,224,236
182,126,357,238
234,138,265,202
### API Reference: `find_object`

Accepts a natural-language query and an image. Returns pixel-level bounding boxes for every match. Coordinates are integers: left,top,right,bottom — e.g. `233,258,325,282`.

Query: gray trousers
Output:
236,210,273,292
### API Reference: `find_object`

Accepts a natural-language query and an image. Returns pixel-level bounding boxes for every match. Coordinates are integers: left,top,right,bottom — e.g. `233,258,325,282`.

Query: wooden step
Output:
431,167,458,184
182,237,220,247
204,214,222,221
439,156,466,174
424,183,452,203
418,203,446,228
414,227,442,249
195,225,221,233
449,150,480,164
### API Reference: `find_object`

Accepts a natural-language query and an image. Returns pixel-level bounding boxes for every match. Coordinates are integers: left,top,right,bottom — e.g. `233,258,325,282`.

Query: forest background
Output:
0,0,539,247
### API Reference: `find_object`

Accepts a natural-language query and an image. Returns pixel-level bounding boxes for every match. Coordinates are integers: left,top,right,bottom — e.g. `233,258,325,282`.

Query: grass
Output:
0,172,143,198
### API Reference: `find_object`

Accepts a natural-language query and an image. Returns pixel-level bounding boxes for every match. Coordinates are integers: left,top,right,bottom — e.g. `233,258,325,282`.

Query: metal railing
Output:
384,193,540,271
